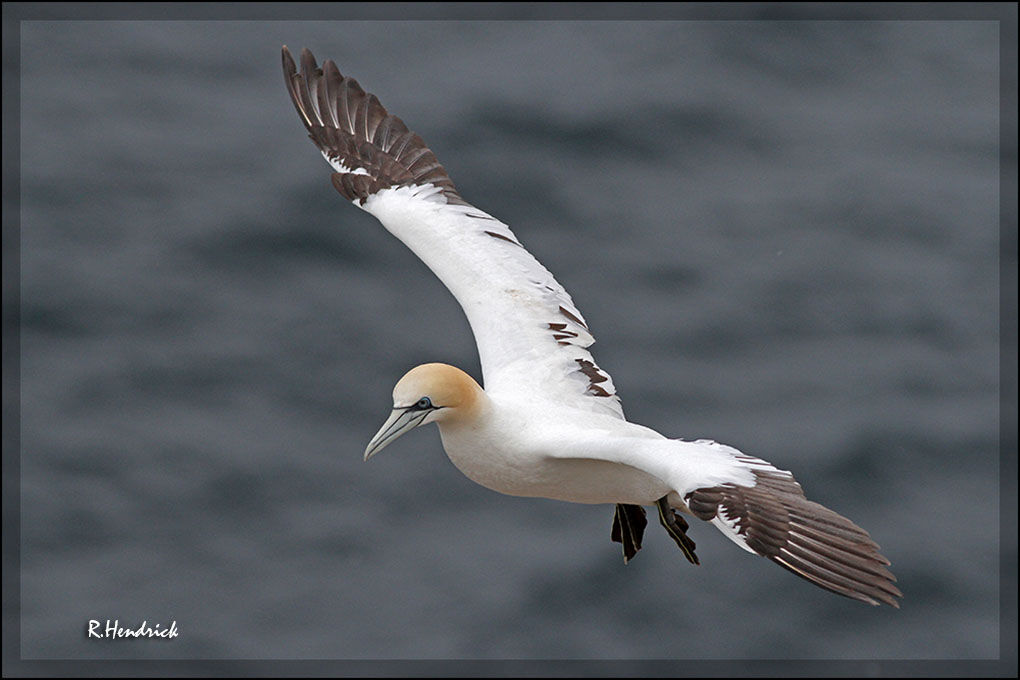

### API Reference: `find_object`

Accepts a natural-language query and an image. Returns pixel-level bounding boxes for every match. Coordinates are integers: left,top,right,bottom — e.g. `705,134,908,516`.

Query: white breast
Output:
436,397,670,504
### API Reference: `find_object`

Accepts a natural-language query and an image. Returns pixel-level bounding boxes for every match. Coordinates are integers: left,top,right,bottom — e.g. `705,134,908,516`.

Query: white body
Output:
439,396,669,505
439,393,765,507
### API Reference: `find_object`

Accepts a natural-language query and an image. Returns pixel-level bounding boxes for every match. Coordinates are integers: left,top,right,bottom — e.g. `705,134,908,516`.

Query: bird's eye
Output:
416,397,432,410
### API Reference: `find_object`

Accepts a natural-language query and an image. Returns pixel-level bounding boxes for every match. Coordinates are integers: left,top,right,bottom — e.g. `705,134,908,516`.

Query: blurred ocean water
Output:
15,19,1003,660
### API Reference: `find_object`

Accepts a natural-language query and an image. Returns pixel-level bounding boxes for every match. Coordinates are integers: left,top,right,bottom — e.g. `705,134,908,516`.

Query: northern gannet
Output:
282,46,902,608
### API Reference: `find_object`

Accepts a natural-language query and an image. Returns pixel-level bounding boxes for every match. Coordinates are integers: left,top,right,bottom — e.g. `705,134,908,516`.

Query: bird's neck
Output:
437,377,492,434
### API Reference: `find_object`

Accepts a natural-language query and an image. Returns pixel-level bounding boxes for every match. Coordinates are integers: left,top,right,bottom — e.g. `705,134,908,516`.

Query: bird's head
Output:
363,363,483,461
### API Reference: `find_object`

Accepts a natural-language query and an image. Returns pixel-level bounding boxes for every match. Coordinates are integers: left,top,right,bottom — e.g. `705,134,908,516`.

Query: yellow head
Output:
363,363,484,460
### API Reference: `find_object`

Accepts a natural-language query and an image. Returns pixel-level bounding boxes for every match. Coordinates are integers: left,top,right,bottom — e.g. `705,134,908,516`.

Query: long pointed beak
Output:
364,408,427,461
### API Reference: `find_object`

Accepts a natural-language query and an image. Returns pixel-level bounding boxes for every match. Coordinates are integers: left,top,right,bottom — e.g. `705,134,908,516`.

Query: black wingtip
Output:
300,47,319,80
282,45,296,75
280,45,464,205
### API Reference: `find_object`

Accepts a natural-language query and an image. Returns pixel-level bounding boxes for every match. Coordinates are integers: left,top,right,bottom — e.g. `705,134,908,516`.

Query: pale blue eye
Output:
417,397,432,409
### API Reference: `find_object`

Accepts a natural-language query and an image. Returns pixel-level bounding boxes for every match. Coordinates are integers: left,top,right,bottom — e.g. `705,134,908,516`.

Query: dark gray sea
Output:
13,17,1008,665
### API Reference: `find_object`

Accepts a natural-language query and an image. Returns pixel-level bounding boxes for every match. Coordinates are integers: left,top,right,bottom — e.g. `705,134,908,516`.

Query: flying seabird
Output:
281,46,902,608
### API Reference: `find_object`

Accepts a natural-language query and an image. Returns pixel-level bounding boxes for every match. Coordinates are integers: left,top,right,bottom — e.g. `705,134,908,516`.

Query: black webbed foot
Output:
656,496,700,565
611,504,647,563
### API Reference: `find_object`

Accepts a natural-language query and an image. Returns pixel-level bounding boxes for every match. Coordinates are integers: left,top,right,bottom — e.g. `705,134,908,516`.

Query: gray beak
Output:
363,407,428,461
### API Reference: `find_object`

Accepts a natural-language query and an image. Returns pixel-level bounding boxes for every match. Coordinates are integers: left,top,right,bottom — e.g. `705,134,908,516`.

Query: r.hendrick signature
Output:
87,619,178,640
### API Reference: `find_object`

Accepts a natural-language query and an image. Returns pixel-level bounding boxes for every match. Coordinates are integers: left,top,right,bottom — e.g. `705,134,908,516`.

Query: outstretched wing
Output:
682,444,902,608
557,434,902,607
283,46,623,418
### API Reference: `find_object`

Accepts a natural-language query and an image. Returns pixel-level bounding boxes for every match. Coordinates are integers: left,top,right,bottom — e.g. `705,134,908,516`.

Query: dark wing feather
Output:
282,46,465,205
687,469,902,608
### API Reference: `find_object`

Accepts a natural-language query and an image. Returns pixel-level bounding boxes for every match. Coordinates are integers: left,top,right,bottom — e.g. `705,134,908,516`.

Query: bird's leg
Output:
656,496,700,565
611,504,647,563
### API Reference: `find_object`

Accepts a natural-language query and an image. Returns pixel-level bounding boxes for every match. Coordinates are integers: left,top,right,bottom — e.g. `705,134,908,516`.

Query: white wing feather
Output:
361,185,623,417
